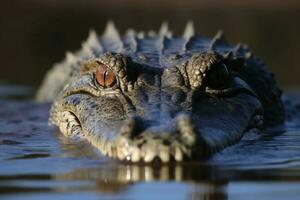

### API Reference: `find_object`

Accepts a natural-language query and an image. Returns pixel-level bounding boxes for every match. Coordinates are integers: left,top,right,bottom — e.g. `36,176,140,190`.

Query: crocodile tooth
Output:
174,147,183,161
144,151,156,162
117,138,130,160
131,147,141,162
159,150,170,163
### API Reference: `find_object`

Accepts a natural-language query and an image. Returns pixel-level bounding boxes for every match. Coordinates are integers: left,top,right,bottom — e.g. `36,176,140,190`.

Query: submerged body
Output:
37,22,284,162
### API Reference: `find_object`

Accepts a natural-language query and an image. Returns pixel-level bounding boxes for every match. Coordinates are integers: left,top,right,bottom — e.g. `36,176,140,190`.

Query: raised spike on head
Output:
125,28,136,36
103,21,121,40
159,21,169,36
147,30,156,37
209,30,228,50
124,29,137,52
87,30,98,44
245,51,253,59
183,20,195,40
65,51,77,64
224,51,233,59
101,21,123,52
81,42,94,56
234,43,252,57
137,31,145,39
85,29,103,52
214,30,226,41
234,43,243,54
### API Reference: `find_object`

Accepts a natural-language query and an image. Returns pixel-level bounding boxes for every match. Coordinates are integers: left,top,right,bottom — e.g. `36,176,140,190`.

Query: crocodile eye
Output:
96,63,116,88
206,63,229,89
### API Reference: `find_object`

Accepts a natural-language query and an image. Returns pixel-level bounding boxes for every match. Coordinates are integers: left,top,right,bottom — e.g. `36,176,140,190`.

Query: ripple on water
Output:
1,93,300,199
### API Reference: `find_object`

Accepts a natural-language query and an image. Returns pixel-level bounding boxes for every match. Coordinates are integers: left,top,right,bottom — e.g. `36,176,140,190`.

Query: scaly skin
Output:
36,22,284,163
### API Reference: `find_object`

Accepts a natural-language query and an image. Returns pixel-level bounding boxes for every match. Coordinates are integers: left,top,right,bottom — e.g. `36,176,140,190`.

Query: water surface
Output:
1,87,300,200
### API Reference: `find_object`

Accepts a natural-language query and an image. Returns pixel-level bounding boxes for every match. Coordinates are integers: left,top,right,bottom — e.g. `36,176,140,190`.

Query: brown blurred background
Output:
0,0,299,89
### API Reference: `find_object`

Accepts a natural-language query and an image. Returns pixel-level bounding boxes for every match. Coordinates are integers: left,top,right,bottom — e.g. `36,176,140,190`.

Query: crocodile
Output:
36,22,285,163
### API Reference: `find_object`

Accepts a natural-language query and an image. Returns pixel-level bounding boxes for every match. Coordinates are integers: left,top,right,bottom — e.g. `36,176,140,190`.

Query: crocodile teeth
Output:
116,143,189,163
115,128,194,163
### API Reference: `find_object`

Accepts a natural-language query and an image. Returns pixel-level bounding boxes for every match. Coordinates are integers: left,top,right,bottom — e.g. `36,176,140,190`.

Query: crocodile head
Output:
49,51,265,162
45,24,284,162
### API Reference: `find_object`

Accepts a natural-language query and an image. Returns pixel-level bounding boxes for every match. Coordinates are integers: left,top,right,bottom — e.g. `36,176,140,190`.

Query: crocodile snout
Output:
115,114,202,162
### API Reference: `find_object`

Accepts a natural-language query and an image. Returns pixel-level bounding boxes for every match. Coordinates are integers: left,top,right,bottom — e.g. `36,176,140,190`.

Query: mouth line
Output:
58,110,198,162
58,98,263,163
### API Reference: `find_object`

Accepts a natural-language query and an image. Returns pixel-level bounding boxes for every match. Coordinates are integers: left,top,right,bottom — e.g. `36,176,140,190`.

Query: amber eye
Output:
96,63,116,88
206,63,230,89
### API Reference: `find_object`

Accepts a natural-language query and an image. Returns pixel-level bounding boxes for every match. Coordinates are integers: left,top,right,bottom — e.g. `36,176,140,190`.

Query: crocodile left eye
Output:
96,63,116,88
206,63,230,89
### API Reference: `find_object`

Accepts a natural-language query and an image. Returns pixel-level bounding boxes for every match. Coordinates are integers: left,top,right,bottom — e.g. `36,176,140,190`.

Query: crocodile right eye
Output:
96,63,116,88
205,63,230,89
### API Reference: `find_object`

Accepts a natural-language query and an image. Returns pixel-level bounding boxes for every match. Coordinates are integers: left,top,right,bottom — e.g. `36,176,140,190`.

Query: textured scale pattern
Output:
36,21,285,163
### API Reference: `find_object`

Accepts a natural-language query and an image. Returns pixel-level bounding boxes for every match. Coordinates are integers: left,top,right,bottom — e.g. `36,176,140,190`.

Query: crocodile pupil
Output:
96,64,116,88
206,63,229,89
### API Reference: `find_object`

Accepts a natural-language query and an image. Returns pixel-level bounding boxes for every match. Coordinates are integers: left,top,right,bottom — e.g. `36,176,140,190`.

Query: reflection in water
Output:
1,94,300,199
55,164,191,183
54,164,228,199
189,183,227,200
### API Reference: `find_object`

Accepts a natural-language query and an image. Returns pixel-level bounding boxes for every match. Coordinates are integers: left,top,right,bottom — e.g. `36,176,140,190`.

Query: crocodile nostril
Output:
137,73,156,86
162,67,184,87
